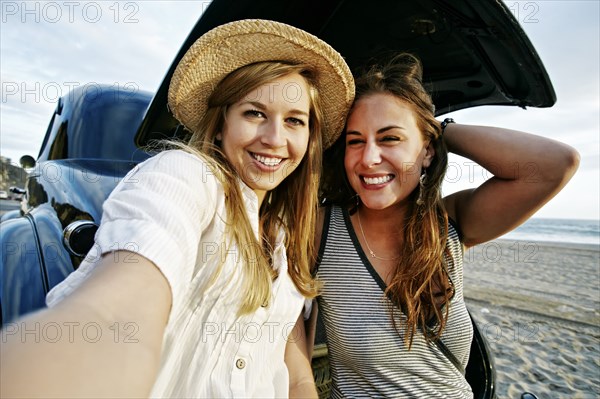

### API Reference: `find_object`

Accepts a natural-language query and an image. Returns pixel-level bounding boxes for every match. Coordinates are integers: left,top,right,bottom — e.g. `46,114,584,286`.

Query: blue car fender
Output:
1,216,47,325
0,204,73,325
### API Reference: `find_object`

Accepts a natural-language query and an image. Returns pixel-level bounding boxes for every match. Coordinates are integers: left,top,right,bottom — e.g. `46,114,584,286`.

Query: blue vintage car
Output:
0,84,152,318
1,1,554,398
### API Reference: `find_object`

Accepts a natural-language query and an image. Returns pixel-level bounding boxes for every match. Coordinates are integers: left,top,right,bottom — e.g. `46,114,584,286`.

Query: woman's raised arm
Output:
443,123,579,247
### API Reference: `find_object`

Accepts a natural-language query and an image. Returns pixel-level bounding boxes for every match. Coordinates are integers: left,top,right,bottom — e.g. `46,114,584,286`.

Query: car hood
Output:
136,0,554,146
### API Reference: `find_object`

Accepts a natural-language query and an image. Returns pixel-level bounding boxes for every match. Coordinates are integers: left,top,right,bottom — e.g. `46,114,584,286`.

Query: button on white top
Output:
235,358,246,369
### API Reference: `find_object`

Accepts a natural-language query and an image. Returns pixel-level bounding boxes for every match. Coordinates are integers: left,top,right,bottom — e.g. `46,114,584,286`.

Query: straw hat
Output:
168,19,354,149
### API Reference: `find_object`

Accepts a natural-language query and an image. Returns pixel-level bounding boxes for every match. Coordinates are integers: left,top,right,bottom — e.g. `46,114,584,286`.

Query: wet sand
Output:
463,240,600,398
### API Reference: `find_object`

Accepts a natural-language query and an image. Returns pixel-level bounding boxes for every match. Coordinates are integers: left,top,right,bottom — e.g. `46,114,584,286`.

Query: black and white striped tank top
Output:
316,205,474,398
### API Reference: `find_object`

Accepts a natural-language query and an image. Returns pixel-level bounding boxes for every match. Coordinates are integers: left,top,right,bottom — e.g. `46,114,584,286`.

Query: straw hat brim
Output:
168,19,354,149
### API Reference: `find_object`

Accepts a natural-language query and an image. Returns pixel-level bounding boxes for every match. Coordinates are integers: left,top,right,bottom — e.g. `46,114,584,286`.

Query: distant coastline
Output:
499,218,599,246
495,238,599,252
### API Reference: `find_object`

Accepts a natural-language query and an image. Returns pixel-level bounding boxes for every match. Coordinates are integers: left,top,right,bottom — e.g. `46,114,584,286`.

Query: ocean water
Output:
500,218,600,246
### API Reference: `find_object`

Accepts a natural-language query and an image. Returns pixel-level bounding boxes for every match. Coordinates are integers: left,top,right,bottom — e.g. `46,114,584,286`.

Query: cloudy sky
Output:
1,1,598,220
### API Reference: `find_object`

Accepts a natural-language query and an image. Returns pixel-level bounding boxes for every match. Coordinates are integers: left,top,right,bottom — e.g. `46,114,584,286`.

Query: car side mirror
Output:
9,186,26,195
19,155,35,168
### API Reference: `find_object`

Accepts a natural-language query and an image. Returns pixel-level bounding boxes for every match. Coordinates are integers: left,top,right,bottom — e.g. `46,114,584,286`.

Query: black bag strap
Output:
426,263,464,375
433,338,465,375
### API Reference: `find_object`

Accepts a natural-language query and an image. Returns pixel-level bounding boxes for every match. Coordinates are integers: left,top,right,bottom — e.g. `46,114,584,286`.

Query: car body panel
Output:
0,209,21,223
36,86,151,163
0,216,47,325
25,159,138,223
28,204,76,289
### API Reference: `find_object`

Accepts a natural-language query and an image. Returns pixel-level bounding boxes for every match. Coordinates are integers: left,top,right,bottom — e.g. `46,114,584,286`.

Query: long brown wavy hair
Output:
322,53,452,347
177,62,324,314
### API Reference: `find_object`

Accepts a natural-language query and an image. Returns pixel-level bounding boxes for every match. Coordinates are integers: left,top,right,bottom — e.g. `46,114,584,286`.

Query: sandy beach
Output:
463,240,600,399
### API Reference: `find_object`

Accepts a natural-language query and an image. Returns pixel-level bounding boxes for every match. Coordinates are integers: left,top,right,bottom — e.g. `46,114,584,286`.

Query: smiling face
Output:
217,73,312,203
344,93,434,211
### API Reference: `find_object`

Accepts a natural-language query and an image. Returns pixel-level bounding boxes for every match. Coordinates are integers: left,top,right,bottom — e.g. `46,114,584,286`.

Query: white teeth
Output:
253,154,283,166
363,175,392,185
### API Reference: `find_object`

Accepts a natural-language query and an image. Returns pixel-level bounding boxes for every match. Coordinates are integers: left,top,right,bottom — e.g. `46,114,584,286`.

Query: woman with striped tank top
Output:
312,53,579,398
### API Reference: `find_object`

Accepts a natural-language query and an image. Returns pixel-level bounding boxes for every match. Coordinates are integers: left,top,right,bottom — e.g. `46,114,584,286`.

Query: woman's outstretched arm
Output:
443,123,580,248
1,252,171,398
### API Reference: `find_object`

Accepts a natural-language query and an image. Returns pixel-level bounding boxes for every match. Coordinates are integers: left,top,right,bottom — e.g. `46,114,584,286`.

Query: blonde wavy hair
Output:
322,53,451,347
173,62,323,314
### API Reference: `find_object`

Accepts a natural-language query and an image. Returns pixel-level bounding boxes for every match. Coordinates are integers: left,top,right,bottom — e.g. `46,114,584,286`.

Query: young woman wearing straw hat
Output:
313,53,578,398
1,19,354,398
